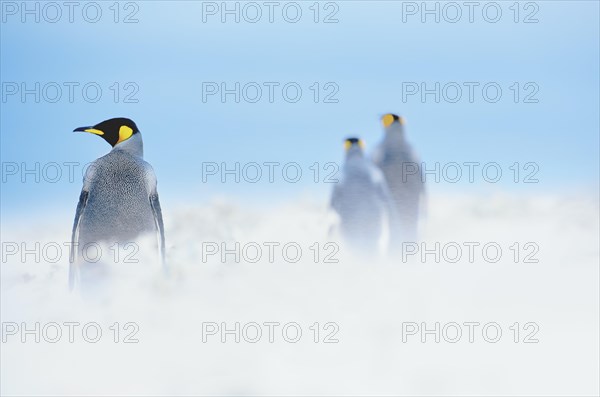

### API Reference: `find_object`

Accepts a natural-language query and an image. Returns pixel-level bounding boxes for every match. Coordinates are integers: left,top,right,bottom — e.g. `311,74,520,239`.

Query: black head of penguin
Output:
344,137,365,152
381,113,405,128
74,117,140,147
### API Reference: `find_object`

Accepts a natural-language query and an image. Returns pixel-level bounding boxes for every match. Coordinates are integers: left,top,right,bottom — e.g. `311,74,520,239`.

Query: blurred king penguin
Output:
330,138,396,254
373,114,425,242
70,117,165,290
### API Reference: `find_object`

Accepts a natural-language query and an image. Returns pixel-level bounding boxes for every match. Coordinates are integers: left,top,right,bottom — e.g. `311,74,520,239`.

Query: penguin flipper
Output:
376,175,400,232
149,193,167,273
69,189,89,290
330,182,342,213
371,144,384,167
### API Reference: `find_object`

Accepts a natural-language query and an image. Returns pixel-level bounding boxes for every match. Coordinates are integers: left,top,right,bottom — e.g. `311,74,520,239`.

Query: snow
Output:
1,192,599,396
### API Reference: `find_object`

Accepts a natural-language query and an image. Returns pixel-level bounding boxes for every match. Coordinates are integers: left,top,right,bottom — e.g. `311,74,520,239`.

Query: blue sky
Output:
1,0,599,217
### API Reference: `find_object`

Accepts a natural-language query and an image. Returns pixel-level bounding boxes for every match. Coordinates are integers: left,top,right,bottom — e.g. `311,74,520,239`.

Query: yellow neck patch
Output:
117,125,134,144
84,128,104,136
382,114,395,128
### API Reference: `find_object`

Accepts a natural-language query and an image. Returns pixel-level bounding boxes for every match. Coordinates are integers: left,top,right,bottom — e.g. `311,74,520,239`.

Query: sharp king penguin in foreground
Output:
373,114,425,242
330,138,396,255
70,117,166,290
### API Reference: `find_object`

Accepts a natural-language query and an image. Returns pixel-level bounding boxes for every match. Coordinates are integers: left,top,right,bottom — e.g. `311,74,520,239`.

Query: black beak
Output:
73,126,92,132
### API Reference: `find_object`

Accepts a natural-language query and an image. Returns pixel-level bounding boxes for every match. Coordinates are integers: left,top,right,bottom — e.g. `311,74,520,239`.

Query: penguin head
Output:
74,117,140,147
344,137,365,157
381,113,405,129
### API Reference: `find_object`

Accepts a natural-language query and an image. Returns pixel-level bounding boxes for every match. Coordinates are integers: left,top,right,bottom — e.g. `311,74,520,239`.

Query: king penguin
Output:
372,114,425,243
69,117,166,290
330,138,396,255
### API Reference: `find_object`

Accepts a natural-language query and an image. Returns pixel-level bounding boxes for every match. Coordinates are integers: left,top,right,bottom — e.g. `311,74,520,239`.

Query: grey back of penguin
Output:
77,147,157,249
